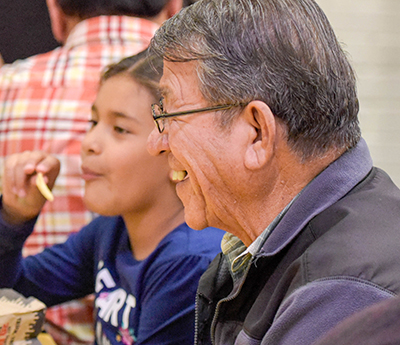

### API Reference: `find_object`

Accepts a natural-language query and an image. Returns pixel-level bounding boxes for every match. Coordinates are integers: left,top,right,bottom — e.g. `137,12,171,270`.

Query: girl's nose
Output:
81,125,102,155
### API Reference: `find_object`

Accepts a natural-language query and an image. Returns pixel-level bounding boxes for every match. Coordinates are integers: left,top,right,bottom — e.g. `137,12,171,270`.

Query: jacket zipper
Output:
209,263,253,345
194,291,200,345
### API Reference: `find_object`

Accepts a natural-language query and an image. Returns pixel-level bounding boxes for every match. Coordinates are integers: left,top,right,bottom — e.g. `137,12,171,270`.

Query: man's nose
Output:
147,127,170,156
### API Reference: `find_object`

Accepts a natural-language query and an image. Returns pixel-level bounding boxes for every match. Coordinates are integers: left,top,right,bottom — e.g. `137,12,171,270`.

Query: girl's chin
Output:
83,195,111,216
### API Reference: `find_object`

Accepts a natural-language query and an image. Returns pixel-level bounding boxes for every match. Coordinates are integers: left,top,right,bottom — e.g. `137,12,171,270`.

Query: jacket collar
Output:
260,138,373,256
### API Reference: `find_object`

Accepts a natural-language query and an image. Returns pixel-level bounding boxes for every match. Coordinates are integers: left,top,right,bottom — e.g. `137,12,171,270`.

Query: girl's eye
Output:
114,126,130,134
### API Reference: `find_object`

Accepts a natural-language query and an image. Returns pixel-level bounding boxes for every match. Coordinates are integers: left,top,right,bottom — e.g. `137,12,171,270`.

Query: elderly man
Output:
147,0,400,344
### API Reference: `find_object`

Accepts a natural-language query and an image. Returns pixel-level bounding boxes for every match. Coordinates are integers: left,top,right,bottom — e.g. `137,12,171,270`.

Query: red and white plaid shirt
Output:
0,15,158,344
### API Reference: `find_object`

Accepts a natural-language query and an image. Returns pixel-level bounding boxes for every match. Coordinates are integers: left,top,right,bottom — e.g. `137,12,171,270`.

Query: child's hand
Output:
2,151,60,224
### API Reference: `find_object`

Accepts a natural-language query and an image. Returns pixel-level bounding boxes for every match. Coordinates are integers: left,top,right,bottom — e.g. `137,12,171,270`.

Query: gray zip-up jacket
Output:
195,138,400,345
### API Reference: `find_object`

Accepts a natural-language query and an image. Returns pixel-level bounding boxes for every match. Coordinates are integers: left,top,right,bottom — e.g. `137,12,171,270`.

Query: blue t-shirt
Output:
0,213,224,345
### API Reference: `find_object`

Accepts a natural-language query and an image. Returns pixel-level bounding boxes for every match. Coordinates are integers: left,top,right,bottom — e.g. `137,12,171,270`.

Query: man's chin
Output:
177,189,211,229
184,210,209,231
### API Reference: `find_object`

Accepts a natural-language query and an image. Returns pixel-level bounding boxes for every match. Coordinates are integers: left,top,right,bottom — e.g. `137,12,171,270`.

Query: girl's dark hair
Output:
101,49,163,99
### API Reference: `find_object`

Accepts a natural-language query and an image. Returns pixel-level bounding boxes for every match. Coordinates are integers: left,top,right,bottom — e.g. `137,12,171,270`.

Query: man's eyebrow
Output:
158,86,170,98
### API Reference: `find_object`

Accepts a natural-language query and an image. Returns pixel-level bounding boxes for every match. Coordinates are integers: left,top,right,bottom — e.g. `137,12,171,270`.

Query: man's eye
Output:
88,119,97,129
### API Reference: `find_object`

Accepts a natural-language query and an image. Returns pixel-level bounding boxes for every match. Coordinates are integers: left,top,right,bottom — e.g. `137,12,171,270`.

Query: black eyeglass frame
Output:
151,98,248,133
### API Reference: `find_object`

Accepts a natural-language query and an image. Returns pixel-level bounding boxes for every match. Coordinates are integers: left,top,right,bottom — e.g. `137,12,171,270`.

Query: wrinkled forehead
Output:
159,60,207,109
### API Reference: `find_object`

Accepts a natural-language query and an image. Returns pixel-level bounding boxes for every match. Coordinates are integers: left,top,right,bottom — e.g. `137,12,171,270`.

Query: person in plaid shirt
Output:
0,0,186,343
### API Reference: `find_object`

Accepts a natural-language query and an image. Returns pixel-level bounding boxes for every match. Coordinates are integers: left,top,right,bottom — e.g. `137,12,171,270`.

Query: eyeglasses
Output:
151,98,247,133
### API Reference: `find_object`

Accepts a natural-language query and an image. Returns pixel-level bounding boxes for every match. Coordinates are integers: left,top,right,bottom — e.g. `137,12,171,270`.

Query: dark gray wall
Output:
0,0,59,63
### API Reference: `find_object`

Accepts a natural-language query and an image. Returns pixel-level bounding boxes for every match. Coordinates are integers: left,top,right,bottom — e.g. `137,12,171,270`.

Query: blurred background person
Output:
0,0,190,343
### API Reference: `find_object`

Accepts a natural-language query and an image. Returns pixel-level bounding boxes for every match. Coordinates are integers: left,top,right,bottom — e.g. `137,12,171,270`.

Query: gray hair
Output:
149,0,361,160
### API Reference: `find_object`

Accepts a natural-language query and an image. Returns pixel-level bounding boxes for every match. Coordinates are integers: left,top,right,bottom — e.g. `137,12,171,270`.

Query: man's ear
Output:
46,0,68,43
243,101,276,170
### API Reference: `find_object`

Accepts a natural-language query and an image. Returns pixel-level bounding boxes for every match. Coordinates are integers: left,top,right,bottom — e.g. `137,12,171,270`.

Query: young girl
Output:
0,50,224,345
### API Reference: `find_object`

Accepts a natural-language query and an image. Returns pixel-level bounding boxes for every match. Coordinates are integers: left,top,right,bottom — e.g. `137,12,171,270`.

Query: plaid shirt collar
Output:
64,15,159,50
221,197,297,282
